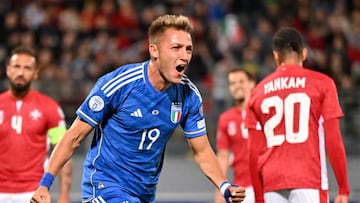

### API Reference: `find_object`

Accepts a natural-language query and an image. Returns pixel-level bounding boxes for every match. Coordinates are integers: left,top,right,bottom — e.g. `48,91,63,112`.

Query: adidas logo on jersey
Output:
130,109,143,117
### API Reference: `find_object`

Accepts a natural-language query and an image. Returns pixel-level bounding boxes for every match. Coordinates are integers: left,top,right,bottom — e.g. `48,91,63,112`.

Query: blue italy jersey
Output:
76,61,207,202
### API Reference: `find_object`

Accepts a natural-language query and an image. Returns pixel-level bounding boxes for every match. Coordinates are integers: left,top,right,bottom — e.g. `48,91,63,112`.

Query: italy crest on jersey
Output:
170,102,182,123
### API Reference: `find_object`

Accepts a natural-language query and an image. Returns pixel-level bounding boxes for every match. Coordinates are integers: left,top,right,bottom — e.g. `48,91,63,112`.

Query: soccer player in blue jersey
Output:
30,15,245,203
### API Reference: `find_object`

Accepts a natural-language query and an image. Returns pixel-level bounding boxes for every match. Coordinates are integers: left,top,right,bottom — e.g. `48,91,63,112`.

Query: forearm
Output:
58,158,72,202
189,136,228,188
36,138,76,203
188,136,247,203
46,117,91,177
249,158,264,202
248,129,265,202
216,150,230,177
328,145,349,195
47,132,78,176
194,146,227,187
324,118,350,195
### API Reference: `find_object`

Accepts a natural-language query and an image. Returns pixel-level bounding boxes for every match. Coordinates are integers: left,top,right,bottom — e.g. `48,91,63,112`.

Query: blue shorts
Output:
83,188,142,203
82,179,155,203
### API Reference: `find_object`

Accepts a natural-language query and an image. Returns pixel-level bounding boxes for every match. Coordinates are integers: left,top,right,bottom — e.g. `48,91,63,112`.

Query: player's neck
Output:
275,50,305,67
10,88,30,100
147,61,171,92
235,100,246,111
277,57,303,67
279,61,303,66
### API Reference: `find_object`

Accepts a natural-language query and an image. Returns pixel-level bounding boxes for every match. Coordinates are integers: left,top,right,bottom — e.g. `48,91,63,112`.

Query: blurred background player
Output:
30,15,245,203
246,27,350,203
214,68,256,203
0,46,72,203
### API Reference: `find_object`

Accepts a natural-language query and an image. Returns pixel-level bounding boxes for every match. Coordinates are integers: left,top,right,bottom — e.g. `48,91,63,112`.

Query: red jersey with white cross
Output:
216,107,252,187
245,64,343,192
0,90,65,192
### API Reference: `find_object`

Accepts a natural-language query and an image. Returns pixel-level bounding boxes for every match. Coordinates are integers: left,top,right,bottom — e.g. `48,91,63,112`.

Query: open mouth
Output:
176,65,186,72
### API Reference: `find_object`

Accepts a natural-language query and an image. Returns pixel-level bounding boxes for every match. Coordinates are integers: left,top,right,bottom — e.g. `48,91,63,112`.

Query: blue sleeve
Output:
76,76,114,127
181,89,207,138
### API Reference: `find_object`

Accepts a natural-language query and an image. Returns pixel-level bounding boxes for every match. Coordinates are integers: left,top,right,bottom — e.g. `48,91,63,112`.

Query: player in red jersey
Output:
0,47,72,203
245,27,350,203
214,68,256,203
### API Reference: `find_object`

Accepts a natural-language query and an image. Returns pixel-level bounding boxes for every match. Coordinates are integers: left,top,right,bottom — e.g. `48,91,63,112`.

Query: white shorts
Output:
243,186,255,203
264,188,328,203
0,191,35,203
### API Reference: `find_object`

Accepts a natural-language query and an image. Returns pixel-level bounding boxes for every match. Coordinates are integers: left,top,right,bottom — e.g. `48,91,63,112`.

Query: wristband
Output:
219,181,231,196
39,172,55,190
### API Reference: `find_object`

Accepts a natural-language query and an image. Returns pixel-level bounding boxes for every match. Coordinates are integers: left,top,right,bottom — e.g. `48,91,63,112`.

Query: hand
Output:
333,194,349,203
224,186,246,203
30,186,51,203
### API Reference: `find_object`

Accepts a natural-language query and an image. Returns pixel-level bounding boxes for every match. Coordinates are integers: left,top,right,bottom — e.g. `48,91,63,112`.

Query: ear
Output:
6,65,10,77
301,48,307,61
149,44,159,59
33,69,39,80
273,51,280,66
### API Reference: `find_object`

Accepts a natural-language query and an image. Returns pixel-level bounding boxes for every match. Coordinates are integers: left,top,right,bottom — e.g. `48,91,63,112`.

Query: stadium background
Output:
0,0,359,202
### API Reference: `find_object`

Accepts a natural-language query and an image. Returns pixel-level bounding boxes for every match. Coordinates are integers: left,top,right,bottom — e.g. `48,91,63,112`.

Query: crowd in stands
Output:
0,0,359,153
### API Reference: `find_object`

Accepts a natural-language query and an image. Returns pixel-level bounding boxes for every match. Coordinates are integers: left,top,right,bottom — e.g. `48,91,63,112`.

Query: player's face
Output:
156,28,193,84
6,53,38,93
228,71,253,102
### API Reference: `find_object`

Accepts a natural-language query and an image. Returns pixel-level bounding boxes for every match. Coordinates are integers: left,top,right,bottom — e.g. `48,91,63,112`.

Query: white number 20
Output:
261,93,310,147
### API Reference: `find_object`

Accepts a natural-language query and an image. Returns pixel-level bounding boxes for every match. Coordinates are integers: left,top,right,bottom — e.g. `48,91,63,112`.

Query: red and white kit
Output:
246,64,349,199
0,90,65,192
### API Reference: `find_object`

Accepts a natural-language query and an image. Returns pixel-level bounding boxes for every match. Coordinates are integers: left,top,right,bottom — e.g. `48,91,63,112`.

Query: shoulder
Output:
218,107,237,121
30,90,63,116
301,68,337,90
31,90,59,105
251,73,273,96
0,91,8,99
220,107,237,117
179,74,202,99
96,62,146,96
303,68,333,81
100,62,145,82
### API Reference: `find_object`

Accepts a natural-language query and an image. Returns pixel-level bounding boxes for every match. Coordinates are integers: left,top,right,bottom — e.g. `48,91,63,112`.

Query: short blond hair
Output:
148,14,193,44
